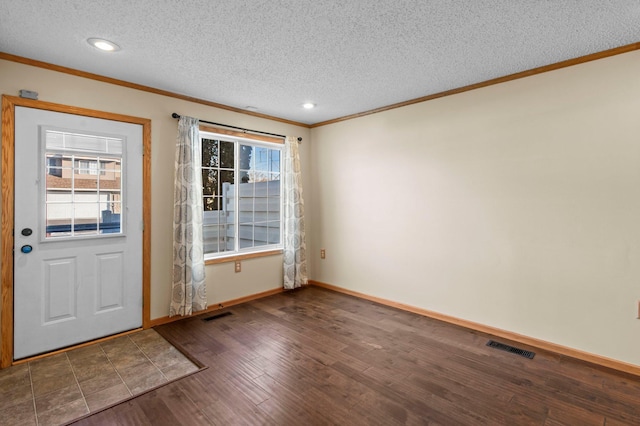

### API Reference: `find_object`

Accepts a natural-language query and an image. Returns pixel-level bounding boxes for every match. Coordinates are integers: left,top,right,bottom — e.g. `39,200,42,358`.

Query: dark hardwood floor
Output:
72,286,640,425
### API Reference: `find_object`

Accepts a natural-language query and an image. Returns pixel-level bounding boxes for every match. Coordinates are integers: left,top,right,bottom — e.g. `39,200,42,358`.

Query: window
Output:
46,155,62,177
201,131,282,258
43,129,123,238
74,159,107,175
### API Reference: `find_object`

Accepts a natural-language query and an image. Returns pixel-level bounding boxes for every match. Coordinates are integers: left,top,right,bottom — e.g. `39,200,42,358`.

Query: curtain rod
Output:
171,113,302,142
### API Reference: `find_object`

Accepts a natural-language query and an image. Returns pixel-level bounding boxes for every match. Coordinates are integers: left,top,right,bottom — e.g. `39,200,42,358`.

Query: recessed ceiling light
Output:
302,103,316,109
87,38,120,52
245,106,258,112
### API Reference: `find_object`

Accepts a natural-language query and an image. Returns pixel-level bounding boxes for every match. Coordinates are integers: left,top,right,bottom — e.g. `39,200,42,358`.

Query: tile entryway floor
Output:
0,329,200,426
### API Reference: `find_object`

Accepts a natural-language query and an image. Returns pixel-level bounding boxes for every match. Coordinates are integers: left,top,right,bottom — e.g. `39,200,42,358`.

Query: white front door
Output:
13,106,143,360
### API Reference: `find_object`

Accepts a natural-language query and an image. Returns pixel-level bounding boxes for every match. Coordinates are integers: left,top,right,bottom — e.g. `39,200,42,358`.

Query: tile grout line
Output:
27,361,39,426
66,352,91,415
100,341,134,398
130,334,170,382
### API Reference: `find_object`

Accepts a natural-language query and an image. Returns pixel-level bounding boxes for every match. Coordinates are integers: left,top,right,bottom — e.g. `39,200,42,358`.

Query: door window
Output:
42,129,124,239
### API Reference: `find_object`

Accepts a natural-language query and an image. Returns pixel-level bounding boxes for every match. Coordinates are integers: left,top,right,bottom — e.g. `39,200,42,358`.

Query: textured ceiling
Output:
1,1,639,125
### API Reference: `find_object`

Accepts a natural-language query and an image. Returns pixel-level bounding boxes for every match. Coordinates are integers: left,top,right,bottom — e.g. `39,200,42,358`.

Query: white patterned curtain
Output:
283,136,308,289
170,116,207,316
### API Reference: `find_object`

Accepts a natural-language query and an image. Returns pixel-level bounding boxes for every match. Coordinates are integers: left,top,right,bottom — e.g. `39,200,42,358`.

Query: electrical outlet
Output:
235,261,241,273
320,249,326,259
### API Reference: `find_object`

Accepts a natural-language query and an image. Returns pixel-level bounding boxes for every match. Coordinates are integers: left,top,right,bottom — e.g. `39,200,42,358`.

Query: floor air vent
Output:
202,311,233,322
486,340,535,359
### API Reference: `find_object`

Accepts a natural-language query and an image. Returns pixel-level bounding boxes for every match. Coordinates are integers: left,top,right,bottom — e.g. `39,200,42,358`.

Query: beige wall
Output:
309,50,640,366
0,59,311,323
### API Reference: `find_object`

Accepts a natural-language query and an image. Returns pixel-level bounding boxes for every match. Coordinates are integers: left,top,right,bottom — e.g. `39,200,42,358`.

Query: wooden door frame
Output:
1,95,152,368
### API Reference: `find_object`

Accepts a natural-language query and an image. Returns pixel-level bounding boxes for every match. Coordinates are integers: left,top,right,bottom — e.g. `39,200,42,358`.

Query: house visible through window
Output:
201,131,282,258
47,155,63,177
74,159,106,175
43,130,123,238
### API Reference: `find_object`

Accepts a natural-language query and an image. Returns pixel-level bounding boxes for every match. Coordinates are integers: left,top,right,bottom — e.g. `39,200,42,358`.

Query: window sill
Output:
204,249,283,265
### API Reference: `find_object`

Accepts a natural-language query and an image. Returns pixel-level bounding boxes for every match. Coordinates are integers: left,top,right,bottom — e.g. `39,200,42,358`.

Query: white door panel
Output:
13,106,143,360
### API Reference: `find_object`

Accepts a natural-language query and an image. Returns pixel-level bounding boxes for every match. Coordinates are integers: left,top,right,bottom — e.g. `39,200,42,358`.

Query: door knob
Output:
20,245,33,254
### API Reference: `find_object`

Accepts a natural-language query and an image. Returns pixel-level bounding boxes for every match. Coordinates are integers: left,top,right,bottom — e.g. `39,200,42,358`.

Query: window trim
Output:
200,127,284,261
204,249,283,265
